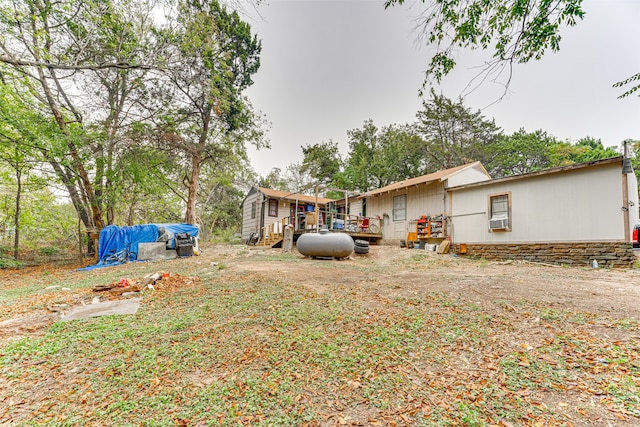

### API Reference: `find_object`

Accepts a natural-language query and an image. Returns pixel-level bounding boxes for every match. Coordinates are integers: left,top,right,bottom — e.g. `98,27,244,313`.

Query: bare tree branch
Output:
0,55,158,71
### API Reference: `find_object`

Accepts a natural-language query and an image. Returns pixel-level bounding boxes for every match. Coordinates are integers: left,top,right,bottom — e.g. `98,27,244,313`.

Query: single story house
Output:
447,156,638,267
364,162,491,243
241,186,333,243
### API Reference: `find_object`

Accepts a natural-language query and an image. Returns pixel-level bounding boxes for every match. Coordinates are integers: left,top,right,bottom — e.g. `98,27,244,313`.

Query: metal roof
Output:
447,156,624,191
366,162,489,196
256,187,334,205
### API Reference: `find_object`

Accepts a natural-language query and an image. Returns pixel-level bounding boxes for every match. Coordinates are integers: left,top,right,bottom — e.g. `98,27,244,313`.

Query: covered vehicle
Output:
82,223,199,269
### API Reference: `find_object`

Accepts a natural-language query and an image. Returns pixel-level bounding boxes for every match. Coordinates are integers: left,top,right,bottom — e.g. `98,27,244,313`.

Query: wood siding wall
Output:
349,199,363,217
367,182,448,240
241,190,261,241
263,198,296,235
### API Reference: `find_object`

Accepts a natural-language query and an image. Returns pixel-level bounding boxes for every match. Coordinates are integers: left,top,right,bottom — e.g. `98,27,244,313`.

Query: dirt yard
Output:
2,244,640,344
229,244,640,320
2,243,639,426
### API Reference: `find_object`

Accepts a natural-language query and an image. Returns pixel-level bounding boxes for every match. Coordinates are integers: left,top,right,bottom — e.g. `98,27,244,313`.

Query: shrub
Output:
0,256,24,269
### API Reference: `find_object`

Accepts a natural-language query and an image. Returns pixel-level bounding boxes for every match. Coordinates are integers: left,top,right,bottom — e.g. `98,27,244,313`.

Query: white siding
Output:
450,163,627,243
446,164,491,187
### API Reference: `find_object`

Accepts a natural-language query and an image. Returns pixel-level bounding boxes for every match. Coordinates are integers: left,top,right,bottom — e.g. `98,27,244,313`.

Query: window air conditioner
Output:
489,218,509,230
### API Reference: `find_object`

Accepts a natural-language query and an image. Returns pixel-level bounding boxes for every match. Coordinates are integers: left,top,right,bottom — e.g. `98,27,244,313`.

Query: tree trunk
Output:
36,62,105,231
127,198,136,226
13,167,21,260
48,160,92,228
185,151,201,225
77,217,84,261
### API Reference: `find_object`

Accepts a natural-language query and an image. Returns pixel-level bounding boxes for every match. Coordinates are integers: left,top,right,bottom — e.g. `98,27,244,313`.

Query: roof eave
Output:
447,156,623,192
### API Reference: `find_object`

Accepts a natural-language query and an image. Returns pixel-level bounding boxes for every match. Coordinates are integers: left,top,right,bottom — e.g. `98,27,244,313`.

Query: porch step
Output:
257,234,284,248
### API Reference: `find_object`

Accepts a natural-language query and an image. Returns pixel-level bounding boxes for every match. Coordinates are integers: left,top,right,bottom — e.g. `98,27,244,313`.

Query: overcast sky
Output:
244,0,640,177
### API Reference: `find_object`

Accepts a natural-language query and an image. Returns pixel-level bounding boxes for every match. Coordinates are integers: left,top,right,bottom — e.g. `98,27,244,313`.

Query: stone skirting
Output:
452,241,636,268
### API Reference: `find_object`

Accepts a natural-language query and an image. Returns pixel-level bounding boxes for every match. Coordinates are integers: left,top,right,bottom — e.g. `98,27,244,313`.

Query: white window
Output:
489,192,511,231
393,194,406,221
251,201,256,219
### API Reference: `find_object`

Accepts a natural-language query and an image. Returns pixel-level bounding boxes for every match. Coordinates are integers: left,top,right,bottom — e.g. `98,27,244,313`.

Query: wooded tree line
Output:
0,0,266,258
262,91,633,195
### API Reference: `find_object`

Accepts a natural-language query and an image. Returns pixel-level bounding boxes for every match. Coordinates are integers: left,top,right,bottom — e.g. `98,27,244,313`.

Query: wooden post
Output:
345,191,348,222
315,185,319,233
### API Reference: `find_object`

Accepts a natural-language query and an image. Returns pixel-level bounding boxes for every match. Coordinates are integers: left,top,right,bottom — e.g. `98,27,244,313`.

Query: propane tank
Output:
297,228,354,259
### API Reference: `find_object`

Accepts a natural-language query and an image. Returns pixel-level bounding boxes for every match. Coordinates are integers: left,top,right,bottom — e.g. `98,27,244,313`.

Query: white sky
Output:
245,0,640,177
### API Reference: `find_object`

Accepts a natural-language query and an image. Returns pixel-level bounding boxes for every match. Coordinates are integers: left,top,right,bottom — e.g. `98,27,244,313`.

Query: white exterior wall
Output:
450,164,628,244
241,190,261,241
367,182,448,240
446,166,491,187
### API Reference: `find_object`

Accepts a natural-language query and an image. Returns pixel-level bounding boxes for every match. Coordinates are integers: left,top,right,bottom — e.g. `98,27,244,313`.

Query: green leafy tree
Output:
613,73,640,98
0,0,162,231
158,0,263,224
198,135,257,238
375,124,427,180
300,140,342,185
111,146,185,225
384,0,585,91
343,120,379,192
384,0,638,99
259,167,288,191
487,129,558,177
0,82,53,258
198,158,255,240
342,120,428,192
570,137,619,162
546,137,619,167
489,131,622,178
78,0,161,225
415,92,500,170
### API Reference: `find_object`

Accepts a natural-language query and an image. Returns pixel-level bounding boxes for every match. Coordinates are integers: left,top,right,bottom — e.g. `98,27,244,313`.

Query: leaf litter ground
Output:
1,244,639,426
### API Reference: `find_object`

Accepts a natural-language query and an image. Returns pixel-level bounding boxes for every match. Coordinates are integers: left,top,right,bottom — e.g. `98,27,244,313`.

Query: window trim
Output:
251,201,256,219
268,199,278,217
488,191,511,232
392,194,407,221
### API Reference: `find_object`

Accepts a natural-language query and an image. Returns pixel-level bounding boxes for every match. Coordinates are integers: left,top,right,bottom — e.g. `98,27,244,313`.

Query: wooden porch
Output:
252,213,383,248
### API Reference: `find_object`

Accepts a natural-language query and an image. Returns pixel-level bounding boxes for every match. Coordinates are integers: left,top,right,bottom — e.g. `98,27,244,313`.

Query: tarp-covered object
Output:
83,223,199,269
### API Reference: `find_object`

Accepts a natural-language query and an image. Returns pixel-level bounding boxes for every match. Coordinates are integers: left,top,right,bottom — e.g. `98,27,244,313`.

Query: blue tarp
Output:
80,223,199,270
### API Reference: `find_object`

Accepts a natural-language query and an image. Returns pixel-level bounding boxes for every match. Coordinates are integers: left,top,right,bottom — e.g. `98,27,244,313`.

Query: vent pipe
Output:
622,139,633,174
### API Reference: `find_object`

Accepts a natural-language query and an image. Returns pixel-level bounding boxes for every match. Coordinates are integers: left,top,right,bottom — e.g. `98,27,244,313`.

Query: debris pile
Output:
58,272,200,322
91,272,199,296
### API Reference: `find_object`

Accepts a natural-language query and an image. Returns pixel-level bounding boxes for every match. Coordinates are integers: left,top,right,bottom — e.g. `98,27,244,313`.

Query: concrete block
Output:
138,242,177,261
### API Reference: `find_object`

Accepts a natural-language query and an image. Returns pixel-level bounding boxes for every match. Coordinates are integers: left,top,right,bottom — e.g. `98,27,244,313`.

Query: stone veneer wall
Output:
451,241,635,268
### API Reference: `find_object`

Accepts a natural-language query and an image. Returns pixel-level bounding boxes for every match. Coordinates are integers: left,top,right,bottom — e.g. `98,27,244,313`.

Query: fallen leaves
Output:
2,246,640,426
